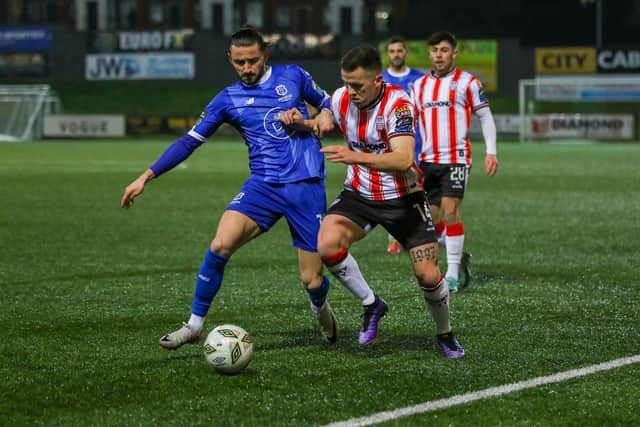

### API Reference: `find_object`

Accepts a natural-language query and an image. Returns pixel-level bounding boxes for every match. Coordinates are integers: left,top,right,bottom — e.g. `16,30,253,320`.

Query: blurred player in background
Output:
412,31,498,293
382,36,424,254
281,44,464,357
120,27,341,349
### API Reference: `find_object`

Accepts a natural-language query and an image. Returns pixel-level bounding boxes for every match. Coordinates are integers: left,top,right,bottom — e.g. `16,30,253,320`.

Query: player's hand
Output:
121,171,153,208
315,109,336,138
278,108,304,127
485,154,498,176
321,145,358,164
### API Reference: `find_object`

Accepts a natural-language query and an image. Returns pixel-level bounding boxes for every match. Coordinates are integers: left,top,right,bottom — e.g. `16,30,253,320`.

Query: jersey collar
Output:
241,65,273,87
359,82,386,111
431,67,457,79
386,67,411,77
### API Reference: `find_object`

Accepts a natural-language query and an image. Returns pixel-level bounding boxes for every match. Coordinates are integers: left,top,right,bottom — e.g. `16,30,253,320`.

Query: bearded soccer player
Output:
412,31,498,293
280,44,464,357
120,27,343,349
382,36,424,254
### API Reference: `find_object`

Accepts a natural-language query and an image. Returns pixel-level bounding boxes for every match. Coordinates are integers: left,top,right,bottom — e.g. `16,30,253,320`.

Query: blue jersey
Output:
190,64,330,183
382,68,424,94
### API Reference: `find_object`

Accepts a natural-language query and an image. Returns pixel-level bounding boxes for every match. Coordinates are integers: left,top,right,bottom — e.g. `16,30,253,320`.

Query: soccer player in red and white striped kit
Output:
411,31,499,293
281,44,465,358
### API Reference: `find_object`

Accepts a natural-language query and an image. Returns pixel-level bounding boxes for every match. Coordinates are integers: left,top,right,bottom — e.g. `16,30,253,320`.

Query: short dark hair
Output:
229,25,268,51
386,36,406,49
427,31,457,48
341,44,382,73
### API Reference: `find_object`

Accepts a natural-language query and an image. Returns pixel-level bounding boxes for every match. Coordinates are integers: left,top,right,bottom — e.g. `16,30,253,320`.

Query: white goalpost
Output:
518,76,640,143
0,85,54,142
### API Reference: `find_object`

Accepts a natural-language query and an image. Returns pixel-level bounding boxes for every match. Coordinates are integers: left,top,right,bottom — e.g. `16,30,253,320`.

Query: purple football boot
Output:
358,296,388,346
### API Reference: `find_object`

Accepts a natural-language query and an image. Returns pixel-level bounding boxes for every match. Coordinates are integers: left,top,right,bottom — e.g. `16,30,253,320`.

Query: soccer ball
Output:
203,324,254,374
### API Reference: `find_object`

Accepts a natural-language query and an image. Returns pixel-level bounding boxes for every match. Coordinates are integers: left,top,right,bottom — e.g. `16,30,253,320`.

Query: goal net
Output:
0,85,52,141
519,76,640,143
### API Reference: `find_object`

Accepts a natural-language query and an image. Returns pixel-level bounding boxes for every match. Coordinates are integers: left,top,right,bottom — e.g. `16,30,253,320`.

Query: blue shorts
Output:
226,177,326,252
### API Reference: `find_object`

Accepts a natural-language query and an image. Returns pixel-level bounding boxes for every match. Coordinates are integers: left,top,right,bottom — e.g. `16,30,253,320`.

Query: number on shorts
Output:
413,202,433,223
450,166,467,183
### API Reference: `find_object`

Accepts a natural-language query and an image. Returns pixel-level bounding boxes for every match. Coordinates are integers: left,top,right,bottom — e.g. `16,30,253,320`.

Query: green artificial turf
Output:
1,139,638,426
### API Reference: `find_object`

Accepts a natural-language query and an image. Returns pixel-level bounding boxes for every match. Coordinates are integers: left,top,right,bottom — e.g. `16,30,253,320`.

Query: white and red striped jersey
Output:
330,83,424,201
412,68,489,165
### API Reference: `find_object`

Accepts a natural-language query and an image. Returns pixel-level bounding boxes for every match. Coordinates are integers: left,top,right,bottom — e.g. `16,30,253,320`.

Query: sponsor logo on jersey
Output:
350,140,388,152
230,191,245,204
424,100,452,108
263,106,295,140
195,110,206,125
275,84,288,96
245,97,255,105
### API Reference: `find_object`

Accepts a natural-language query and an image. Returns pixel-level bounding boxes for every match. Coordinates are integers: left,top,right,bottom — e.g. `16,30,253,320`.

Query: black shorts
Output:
420,162,471,206
326,190,437,249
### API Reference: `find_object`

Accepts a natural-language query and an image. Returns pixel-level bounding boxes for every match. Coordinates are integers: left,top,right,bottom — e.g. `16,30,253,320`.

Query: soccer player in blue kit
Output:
120,27,341,350
382,36,424,254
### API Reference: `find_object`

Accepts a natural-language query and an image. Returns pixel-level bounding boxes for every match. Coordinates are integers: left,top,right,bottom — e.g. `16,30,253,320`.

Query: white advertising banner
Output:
44,114,125,137
85,53,194,80
469,114,520,136
528,114,634,140
534,76,640,101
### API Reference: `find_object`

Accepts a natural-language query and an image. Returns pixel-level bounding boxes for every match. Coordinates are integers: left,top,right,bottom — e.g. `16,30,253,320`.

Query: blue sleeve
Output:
297,66,330,110
149,133,203,177
191,91,228,140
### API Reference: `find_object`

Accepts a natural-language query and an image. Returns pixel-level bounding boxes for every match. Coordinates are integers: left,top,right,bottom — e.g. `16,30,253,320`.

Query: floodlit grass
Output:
1,139,639,426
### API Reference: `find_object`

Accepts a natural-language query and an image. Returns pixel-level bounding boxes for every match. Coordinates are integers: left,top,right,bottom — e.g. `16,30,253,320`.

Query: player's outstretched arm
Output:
121,133,204,208
121,169,155,208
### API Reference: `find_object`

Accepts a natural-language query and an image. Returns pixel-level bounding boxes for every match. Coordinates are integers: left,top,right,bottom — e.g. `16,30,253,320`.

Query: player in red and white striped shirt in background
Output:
382,36,425,254
412,31,499,293
281,44,464,358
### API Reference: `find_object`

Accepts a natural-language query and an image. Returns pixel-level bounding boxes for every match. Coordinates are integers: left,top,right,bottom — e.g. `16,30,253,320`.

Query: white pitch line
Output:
323,354,640,427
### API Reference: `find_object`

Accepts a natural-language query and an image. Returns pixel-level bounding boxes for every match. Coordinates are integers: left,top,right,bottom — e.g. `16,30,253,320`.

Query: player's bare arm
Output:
121,169,155,208
321,135,414,171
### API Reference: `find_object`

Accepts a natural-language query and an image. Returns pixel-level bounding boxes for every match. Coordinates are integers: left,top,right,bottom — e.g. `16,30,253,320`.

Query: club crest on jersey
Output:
449,81,458,91
375,116,385,130
275,84,288,96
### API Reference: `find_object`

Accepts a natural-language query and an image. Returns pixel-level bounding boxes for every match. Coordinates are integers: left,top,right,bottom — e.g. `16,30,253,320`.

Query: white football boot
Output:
159,323,202,350
311,301,338,343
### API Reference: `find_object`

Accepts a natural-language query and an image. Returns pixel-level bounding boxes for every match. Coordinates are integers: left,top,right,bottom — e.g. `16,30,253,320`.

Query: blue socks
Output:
191,248,229,317
307,276,330,308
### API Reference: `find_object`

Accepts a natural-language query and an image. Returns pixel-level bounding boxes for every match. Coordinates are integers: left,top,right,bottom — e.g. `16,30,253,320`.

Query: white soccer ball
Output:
203,324,254,374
